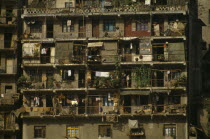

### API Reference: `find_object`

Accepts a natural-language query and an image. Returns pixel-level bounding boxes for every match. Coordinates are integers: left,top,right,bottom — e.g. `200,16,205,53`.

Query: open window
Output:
62,69,75,81
99,125,112,138
30,21,42,33
87,42,103,63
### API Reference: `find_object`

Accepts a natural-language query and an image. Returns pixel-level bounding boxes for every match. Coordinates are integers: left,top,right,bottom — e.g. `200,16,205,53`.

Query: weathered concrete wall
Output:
198,0,210,44
56,0,76,8
23,117,187,139
53,18,79,39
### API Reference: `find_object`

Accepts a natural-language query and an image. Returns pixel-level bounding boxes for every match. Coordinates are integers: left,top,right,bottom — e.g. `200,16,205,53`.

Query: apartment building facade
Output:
0,0,21,139
19,0,198,139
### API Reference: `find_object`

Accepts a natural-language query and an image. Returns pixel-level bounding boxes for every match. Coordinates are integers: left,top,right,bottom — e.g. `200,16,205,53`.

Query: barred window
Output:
34,126,46,138
164,124,176,137
66,125,79,138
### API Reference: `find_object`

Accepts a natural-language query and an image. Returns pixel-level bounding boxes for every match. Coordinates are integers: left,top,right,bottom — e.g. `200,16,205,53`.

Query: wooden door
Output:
6,59,13,74
124,20,131,37
92,20,99,37
50,47,55,64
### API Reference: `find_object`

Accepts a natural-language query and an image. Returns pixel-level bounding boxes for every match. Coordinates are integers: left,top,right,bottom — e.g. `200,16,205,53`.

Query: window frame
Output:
103,20,116,32
164,124,176,137
98,125,112,137
34,126,46,138
65,2,73,8
62,20,74,33
66,125,79,138
136,19,148,31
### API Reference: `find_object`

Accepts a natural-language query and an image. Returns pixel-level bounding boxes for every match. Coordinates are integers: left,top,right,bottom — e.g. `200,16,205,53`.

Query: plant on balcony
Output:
133,66,151,88
173,75,187,87
17,75,32,89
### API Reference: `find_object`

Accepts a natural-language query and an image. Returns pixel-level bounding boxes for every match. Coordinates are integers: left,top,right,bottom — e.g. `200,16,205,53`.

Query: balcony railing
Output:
88,77,186,89
121,104,186,115
22,56,86,65
24,79,85,90
23,104,186,117
23,4,187,16
121,53,185,63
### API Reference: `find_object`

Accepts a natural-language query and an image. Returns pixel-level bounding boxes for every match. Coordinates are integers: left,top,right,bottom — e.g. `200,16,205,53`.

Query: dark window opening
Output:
46,21,53,38
4,33,12,48
30,21,42,33
168,96,181,104
104,20,116,31
28,70,42,82
6,9,13,24
46,95,53,107
62,69,75,81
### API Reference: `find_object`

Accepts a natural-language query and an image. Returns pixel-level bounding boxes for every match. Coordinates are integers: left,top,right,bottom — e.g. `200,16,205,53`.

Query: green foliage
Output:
132,66,151,88
17,75,32,89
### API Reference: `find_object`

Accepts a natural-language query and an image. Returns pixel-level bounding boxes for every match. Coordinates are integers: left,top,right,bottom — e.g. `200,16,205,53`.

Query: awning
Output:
121,91,150,95
88,42,103,47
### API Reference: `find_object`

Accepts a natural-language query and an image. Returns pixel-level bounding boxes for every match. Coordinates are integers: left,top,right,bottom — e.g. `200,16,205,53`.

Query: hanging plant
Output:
132,65,151,88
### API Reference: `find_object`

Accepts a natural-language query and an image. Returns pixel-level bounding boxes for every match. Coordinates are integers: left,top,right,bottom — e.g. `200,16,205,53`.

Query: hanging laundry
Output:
34,97,40,106
68,70,72,76
41,48,47,54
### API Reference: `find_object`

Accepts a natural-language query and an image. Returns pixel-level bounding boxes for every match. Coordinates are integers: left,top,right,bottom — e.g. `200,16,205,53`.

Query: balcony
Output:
22,56,86,66
22,4,187,18
121,104,186,115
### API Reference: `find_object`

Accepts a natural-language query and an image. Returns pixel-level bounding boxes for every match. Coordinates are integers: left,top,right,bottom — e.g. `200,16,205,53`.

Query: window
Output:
5,86,12,94
4,33,12,48
30,21,42,33
102,94,114,106
99,125,111,137
136,19,148,31
67,126,79,138
104,20,116,31
62,20,74,32
65,2,73,8
62,70,75,81
164,124,176,138
34,126,46,138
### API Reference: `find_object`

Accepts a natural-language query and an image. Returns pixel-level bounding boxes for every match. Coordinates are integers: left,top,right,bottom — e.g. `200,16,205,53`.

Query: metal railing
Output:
23,5,187,16
23,56,86,64
23,104,186,116
27,79,85,89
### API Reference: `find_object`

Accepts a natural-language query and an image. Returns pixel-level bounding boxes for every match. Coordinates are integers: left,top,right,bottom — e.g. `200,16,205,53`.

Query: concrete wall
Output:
23,117,187,139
